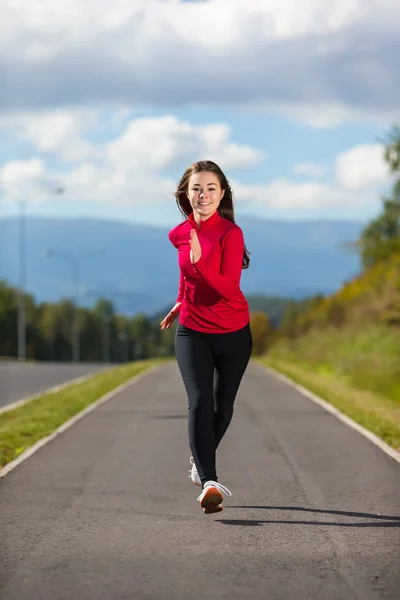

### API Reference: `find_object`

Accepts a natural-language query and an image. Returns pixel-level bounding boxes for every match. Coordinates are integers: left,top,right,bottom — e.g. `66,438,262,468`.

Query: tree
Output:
92,298,115,363
384,124,400,172
130,313,152,359
115,314,131,362
0,280,18,357
36,302,60,361
0,280,175,362
358,125,400,268
79,308,103,363
359,193,400,268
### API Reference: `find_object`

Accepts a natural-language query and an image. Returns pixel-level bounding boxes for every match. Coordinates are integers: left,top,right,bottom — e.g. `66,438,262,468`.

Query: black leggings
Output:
175,322,252,486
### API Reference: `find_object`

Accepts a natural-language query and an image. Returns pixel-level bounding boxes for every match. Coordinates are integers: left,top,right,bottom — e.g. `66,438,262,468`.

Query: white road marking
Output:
0,372,102,416
0,366,158,479
260,363,400,466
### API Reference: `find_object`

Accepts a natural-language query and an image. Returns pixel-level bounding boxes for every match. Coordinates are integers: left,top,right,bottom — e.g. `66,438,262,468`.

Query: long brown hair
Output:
174,160,250,269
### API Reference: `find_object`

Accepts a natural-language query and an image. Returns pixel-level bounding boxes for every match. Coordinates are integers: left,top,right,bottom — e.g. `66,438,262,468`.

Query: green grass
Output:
258,325,400,451
0,358,166,469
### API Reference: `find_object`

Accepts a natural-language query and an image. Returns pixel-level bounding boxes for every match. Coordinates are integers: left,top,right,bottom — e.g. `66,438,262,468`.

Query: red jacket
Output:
168,210,250,333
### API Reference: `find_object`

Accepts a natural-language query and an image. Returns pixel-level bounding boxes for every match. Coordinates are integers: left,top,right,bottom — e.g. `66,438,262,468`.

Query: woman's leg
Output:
175,325,217,486
213,324,253,447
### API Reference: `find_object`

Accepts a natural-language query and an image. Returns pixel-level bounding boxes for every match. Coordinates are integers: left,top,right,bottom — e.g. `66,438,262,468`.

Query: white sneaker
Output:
189,457,201,487
197,481,232,514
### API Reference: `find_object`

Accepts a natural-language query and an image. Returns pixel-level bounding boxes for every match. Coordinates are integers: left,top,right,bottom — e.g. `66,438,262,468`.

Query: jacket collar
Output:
188,210,221,229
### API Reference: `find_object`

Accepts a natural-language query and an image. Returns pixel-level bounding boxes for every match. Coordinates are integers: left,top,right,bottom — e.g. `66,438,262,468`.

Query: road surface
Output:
0,361,109,408
0,361,399,599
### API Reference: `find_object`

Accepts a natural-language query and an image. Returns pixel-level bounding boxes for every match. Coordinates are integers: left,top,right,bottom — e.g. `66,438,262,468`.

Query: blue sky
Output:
0,0,399,227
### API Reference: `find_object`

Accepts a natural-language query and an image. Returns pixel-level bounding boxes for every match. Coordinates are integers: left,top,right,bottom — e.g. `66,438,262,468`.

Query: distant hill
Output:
0,216,364,315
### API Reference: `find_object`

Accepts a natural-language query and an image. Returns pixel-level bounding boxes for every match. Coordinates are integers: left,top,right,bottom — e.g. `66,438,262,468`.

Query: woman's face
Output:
187,171,225,220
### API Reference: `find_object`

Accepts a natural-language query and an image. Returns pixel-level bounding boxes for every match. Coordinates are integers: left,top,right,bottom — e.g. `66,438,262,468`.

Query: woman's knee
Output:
215,405,234,422
188,392,214,413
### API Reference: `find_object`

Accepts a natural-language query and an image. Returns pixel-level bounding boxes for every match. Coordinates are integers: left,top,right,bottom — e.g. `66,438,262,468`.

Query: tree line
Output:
0,283,286,362
0,289,177,363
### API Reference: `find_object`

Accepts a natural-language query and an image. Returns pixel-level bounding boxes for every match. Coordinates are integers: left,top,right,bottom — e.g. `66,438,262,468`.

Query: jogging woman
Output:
160,160,252,514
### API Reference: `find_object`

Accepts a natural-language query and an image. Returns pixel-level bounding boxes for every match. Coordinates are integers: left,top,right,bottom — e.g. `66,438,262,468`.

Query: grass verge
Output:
0,358,166,469
257,357,400,452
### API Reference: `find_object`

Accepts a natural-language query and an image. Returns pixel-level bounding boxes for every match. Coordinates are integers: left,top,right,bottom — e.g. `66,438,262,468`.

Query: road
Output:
0,361,399,600
0,361,109,408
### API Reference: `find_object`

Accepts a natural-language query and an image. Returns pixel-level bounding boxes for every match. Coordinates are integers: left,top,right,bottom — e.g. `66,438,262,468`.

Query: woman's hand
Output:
160,303,181,330
190,228,202,263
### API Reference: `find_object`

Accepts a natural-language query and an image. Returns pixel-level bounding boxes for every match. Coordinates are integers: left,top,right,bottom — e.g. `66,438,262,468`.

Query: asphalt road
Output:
0,361,399,600
0,361,108,408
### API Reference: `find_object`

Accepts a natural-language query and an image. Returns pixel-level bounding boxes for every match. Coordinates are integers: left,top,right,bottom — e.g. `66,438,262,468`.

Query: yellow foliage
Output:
250,311,272,355
278,253,400,336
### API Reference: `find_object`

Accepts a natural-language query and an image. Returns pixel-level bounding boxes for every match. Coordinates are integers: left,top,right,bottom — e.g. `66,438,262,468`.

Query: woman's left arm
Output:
192,227,244,301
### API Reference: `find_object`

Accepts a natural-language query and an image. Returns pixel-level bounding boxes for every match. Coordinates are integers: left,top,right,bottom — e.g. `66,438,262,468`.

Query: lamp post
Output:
83,286,136,364
17,200,26,361
118,332,129,363
44,250,80,362
81,288,114,364
44,249,105,363
16,187,65,361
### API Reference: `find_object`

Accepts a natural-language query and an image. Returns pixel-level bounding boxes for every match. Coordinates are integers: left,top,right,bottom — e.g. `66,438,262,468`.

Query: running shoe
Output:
197,481,232,514
189,456,201,487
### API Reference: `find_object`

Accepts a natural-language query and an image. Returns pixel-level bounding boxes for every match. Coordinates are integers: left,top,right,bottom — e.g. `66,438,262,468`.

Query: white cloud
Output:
0,108,102,164
106,115,265,173
232,178,376,216
231,140,393,216
1,158,45,186
0,110,265,205
335,143,389,189
1,0,399,125
64,113,265,204
293,162,327,177
20,111,97,162
0,158,61,203
0,109,265,171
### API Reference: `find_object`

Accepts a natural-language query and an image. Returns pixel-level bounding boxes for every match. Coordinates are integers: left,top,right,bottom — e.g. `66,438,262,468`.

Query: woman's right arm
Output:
176,271,185,303
169,272,185,321
162,228,184,329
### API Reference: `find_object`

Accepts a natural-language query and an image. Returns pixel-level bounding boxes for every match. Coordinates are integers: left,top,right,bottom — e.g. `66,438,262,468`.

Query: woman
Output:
160,160,252,514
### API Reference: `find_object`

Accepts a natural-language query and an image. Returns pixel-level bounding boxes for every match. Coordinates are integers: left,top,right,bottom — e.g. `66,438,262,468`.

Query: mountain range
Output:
0,216,364,315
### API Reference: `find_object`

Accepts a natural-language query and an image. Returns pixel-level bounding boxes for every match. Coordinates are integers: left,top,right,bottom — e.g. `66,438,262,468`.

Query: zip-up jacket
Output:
168,210,250,333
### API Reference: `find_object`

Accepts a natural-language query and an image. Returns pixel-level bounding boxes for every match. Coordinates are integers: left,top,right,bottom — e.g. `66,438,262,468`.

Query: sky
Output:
0,0,399,227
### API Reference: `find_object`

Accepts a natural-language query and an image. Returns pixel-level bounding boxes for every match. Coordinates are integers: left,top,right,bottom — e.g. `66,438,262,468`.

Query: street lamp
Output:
17,200,26,361
16,186,65,361
43,250,79,362
118,332,129,363
44,249,105,363
83,285,136,364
